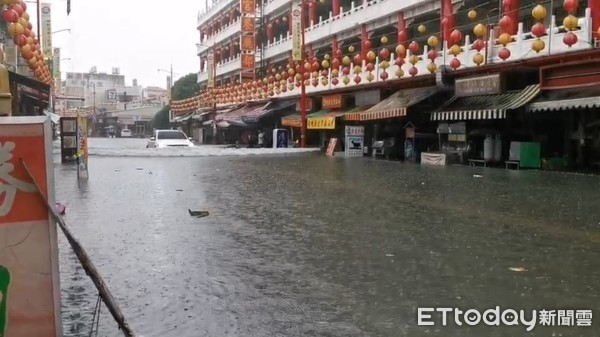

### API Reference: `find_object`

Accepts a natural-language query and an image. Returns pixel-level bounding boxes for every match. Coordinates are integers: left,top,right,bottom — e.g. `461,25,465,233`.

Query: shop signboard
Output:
322,95,343,110
0,116,62,337
345,125,364,157
240,0,256,80
291,2,302,61
76,115,89,181
455,74,502,97
308,116,335,129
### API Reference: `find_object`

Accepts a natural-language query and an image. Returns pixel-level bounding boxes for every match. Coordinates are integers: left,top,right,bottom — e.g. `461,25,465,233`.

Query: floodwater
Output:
56,138,600,337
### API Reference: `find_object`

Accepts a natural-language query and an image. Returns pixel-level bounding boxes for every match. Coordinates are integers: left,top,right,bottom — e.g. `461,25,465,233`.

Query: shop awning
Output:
9,71,50,94
173,112,194,122
527,87,600,112
430,84,540,121
217,102,269,122
243,99,295,123
346,86,441,122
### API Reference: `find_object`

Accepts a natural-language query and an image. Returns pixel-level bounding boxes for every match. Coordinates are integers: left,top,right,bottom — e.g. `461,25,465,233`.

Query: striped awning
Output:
347,86,441,122
281,110,329,128
430,84,540,121
527,89,600,112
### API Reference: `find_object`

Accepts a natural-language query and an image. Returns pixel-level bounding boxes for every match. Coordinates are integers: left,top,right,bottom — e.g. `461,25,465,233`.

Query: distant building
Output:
62,68,142,110
143,86,168,106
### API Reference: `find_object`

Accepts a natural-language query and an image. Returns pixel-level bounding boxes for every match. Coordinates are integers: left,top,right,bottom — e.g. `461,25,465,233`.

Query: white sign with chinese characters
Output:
345,125,364,157
41,3,53,58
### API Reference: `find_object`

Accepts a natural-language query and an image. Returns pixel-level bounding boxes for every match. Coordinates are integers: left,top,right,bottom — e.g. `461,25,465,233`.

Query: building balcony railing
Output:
214,11,595,102
261,0,411,60
262,0,290,17
198,18,242,55
197,0,236,28
197,55,249,83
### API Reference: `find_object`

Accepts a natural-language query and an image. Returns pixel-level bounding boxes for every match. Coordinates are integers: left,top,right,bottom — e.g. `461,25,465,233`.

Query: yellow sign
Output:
308,116,336,129
291,2,302,61
41,3,52,58
207,54,215,88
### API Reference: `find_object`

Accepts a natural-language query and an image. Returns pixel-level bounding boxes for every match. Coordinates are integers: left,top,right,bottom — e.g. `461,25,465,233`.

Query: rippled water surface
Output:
56,138,600,337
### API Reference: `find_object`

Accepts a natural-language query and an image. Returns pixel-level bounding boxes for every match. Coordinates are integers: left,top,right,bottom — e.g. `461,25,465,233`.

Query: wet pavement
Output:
56,138,600,337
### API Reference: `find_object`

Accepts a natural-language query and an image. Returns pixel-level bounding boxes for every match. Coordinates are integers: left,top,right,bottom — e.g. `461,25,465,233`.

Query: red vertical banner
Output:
0,116,62,337
240,0,256,80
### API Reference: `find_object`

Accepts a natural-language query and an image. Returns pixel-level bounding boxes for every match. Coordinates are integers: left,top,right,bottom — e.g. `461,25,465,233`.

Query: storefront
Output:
346,86,444,159
426,74,540,166
525,59,600,170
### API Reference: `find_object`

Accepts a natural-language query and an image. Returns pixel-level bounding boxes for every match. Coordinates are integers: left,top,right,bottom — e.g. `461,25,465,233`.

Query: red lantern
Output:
395,57,404,67
335,49,343,58
502,0,512,6
332,78,339,85
408,41,420,54
2,9,19,23
531,23,546,38
366,63,375,72
498,48,511,60
409,66,418,76
427,50,437,62
363,40,372,51
312,79,318,87
472,39,485,52
353,54,362,66
342,67,350,75
563,0,578,13
303,62,311,71
398,30,408,45
14,35,27,47
321,69,329,77
19,0,27,11
11,4,24,16
563,31,578,47
311,61,320,72
380,71,389,81
449,29,462,45
331,58,340,69
354,76,361,84
379,48,390,60
450,58,461,69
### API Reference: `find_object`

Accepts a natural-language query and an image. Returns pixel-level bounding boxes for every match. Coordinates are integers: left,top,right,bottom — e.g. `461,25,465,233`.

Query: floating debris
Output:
509,267,528,272
136,168,144,170
188,209,209,218
176,189,183,192
473,174,483,178
385,254,394,257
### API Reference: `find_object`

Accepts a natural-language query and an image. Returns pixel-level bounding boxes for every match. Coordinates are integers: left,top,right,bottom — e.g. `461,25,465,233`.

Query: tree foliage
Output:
172,73,200,101
152,72,199,128
152,105,171,129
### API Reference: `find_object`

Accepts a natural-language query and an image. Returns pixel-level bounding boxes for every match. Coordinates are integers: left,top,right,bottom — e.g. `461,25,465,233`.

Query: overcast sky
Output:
30,0,203,89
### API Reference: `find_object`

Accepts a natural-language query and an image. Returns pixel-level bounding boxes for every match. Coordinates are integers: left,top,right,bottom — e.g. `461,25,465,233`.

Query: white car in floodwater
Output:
121,129,132,138
146,129,194,148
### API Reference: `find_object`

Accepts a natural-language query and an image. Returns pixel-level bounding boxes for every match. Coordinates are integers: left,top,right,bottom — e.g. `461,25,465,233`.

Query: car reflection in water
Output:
146,129,194,148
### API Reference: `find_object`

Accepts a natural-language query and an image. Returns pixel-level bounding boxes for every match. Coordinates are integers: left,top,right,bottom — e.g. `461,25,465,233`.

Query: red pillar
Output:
309,2,317,26
591,0,600,38
332,35,338,52
267,21,274,43
502,0,519,35
332,0,340,16
397,12,408,47
442,0,455,44
361,25,369,61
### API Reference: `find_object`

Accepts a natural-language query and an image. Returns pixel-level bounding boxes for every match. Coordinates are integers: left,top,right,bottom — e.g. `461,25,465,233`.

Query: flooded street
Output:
56,138,600,337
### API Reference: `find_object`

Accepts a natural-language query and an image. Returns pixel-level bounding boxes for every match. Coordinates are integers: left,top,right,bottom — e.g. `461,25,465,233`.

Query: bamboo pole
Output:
19,159,136,337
